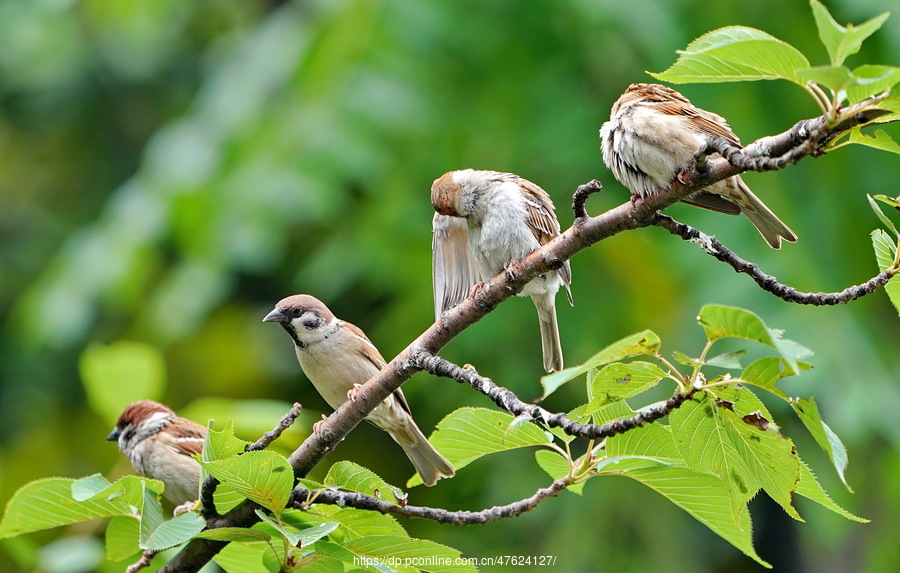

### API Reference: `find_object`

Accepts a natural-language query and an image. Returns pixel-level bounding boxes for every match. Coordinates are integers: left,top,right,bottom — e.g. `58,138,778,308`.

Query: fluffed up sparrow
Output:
600,83,797,249
107,400,205,505
431,169,573,372
264,294,454,486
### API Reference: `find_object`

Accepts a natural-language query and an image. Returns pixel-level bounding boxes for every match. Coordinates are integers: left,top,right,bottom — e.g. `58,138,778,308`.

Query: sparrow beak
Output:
263,308,289,323
106,429,120,442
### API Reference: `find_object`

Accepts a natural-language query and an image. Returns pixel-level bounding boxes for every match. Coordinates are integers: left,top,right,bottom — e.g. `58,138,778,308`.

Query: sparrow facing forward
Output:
431,169,573,372
263,294,454,486
107,400,205,505
600,83,797,249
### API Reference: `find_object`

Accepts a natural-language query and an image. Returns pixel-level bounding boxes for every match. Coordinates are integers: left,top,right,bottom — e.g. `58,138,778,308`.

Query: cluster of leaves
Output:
654,0,900,154
0,305,863,570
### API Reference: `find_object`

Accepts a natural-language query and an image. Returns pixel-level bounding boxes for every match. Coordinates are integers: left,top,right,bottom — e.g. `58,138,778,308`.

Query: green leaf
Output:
0,476,158,539
214,541,271,573
196,527,273,542
651,26,810,84
71,474,115,502
870,228,900,314
79,341,166,425
324,462,405,505
609,461,769,567
256,511,338,548
589,400,637,426
606,421,682,463
790,396,850,489
698,305,808,373
343,536,477,573
705,350,748,370
810,0,889,67
739,357,808,399
796,65,855,94
200,450,294,514
698,304,773,345
585,361,668,412
408,408,551,487
297,506,407,541
846,129,900,155
669,396,758,518
139,483,206,550
868,195,899,237
541,330,661,399
534,450,584,496
795,460,867,522
203,420,250,463
847,65,900,103
314,540,393,572
105,516,140,562
872,194,900,209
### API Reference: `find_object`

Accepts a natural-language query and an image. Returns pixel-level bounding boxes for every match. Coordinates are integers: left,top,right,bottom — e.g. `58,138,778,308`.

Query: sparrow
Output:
600,83,797,249
431,169,573,372
107,400,205,505
263,294,454,486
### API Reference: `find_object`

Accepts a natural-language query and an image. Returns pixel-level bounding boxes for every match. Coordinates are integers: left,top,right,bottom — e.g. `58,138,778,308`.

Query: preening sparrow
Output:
264,294,454,486
431,169,573,372
600,83,797,248
107,400,205,505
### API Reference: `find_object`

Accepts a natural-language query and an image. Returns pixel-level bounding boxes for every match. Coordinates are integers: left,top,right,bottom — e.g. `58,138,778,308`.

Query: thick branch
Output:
653,213,895,304
411,350,695,439
161,97,891,573
290,477,571,525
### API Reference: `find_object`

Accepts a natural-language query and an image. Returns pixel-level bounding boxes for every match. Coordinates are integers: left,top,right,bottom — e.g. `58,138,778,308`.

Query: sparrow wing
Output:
645,84,742,145
432,213,485,319
343,321,414,415
518,178,574,305
160,420,206,457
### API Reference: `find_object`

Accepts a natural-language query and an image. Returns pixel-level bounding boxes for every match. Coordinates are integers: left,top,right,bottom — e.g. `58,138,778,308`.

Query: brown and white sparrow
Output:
263,294,454,486
431,169,573,372
600,83,797,249
107,400,205,505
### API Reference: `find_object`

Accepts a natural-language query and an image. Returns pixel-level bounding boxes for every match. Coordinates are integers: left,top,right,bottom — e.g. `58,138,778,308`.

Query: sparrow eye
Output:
291,308,303,318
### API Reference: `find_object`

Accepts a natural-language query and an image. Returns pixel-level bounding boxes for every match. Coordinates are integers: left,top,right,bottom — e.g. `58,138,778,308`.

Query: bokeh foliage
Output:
1,0,899,571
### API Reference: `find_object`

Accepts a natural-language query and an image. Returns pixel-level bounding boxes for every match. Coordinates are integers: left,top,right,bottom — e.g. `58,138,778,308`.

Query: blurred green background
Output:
1,0,899,571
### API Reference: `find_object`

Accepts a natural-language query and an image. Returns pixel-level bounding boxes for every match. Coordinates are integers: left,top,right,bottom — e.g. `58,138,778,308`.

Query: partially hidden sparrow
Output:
107,400,205,505
264,294,454,486
431,169,573,373
600,83,797,249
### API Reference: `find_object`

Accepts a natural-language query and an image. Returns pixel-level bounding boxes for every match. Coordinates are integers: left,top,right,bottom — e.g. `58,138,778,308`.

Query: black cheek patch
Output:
302,316,324,330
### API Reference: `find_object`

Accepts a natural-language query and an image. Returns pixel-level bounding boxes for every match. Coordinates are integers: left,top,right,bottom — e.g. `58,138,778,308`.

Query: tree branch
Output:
126,550,157,573
652,213,896,304
160,97,891,573
290,477,572,525
410,350,696,439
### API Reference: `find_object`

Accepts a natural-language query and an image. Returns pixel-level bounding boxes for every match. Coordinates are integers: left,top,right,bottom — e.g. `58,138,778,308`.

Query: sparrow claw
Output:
676,166,693,184
173,500,199,516
312,414,328,435
347,383,365,402
468,281,486,298
504,260,525,282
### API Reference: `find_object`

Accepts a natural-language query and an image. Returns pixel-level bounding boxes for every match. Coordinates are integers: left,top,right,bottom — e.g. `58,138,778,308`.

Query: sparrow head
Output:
431,171,464,217
108,400,176,450
263,294,336,348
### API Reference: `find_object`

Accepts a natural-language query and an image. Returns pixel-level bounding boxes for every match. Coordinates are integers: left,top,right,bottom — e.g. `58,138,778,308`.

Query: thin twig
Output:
125,550,156,573
572,179,603,219
247,402,303,451
652,213,896,304
290,478,571,525
410,350,695,439
200,403,303,521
